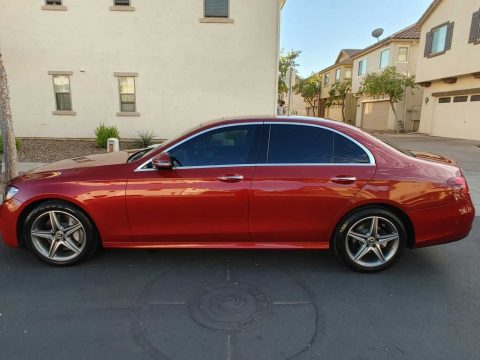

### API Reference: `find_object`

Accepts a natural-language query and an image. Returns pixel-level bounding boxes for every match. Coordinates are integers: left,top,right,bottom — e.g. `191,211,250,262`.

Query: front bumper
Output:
0,198,24,248
409,196,475,248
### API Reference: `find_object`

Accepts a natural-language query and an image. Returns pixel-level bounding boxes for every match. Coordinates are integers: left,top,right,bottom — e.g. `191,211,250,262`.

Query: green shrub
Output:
94,123,120,149
136,130,155,148
0,137,22,153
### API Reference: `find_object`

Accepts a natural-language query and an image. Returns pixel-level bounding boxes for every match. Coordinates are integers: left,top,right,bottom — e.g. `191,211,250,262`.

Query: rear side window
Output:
333,134,370,163
267,124,370,164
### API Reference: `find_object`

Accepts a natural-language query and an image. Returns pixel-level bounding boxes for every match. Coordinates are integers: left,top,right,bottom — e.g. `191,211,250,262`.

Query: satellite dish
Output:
371,28,384,42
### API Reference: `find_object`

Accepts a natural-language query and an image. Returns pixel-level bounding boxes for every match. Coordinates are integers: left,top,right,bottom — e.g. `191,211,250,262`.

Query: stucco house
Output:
317,49,360,124
0,0,286,139
416,0,480,141
351,25,424,132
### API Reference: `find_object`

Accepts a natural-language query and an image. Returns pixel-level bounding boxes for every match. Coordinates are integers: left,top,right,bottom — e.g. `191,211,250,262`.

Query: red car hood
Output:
411,151,458,166
30,151,131,173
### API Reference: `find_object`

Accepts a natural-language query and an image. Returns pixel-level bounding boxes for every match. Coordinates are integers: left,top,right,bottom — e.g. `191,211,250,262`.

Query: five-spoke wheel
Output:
334,208,406,272
24,201,98,265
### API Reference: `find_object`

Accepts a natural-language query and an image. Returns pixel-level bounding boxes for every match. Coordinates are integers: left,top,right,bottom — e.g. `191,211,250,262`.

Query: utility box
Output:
107,138,120,153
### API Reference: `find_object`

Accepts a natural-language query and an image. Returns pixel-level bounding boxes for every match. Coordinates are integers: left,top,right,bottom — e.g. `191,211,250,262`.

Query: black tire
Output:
23,201,99,266
333,208,407,272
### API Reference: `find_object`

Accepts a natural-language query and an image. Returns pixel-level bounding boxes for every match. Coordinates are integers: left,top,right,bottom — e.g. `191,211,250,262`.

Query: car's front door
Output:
250,123,376,245
126,123,261,244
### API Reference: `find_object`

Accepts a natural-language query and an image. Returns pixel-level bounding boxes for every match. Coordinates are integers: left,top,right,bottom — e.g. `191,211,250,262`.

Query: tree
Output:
0,50,19,181
278,49,301,96
293,73,321,117
359,66,416,133
326,79,352,122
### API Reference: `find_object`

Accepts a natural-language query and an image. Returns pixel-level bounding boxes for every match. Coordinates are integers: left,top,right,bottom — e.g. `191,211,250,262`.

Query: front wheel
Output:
23,201,99,266
334,208,407,272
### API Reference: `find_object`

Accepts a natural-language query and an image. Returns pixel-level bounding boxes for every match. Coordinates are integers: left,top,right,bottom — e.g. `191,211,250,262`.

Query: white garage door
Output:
362,101,389,130
432,96,480,140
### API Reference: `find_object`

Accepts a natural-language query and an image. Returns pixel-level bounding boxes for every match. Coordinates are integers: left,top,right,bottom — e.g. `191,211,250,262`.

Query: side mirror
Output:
152,152,173,170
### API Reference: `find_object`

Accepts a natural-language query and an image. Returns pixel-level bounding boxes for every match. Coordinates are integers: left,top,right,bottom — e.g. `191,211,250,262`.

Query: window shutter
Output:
424,31,433,57
205,0,229,18
445,22,454,51
469,11,480,43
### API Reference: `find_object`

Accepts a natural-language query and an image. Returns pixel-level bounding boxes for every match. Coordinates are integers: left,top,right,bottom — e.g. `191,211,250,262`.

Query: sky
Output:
280,0,432,77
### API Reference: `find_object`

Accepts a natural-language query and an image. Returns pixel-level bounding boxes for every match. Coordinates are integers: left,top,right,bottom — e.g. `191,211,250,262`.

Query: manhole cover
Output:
130,261,322,360
188,283,271,332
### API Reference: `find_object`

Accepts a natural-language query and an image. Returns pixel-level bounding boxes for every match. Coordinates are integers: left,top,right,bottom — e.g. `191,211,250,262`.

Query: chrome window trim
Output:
134,121,376,172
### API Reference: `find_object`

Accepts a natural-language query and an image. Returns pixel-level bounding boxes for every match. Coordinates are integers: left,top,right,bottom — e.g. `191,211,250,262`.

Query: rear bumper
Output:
0,198,24,248
409,197,475,248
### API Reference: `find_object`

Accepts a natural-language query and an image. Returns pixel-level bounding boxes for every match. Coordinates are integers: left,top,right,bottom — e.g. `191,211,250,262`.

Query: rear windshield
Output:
376,137,416,157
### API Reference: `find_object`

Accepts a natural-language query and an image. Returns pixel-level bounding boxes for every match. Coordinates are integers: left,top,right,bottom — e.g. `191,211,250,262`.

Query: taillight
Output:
447,176,468,195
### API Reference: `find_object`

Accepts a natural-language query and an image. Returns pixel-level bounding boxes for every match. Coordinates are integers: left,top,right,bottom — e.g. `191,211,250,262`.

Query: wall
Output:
0,0,281,139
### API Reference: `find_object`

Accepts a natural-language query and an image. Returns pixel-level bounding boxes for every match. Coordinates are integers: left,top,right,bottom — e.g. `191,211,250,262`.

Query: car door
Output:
250,123,376,245
126,123,262,244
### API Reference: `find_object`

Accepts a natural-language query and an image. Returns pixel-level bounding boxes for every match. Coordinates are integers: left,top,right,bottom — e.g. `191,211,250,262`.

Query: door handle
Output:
218,174,244,182
331,176,357,184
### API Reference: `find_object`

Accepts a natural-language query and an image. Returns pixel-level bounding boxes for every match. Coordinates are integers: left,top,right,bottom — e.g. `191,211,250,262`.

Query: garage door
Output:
432,96,480,140
362,101,389,130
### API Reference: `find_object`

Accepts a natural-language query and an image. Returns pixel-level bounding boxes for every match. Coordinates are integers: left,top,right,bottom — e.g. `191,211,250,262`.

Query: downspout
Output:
402,41,415,131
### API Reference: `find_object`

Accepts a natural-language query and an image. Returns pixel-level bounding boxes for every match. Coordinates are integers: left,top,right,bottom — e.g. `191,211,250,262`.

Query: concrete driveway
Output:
0,134,479,360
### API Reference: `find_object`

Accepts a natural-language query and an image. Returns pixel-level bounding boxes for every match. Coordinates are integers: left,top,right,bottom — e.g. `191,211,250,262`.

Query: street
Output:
1,134,479,360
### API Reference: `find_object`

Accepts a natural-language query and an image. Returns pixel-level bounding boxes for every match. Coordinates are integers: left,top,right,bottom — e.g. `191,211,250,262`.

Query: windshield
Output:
376,137,416,157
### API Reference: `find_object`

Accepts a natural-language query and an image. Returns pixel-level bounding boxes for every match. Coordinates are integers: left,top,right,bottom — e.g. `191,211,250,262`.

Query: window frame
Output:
114,0,130,5
115,73,139,116
324,73,330,86
201,0,232,23
49,72,75,115
379,49,390,69
345,69,352,79
397,46,409,63
135,123,376,172
42,0,67,10
358,59,367,76
45,0,62,5
425,22,454,58
335,69,341,83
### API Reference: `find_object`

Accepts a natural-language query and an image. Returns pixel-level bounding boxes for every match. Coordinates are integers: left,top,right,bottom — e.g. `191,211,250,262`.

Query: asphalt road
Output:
1,134,479,360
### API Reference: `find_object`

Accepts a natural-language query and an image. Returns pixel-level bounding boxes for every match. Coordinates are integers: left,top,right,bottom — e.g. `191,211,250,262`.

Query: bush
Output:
94,123,120,149
0,137,22,153
136,130,155,148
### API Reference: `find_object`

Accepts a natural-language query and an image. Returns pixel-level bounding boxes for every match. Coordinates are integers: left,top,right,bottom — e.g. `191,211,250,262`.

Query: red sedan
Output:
0,117,475,271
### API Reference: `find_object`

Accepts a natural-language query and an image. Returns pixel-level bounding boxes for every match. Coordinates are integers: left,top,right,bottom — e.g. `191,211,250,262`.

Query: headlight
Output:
4,186,19,202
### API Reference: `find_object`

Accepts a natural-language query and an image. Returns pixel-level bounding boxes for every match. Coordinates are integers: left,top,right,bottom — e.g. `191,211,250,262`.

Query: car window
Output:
169,125,258,167
267,124,371,164
333,134,370,163
267,124,334,164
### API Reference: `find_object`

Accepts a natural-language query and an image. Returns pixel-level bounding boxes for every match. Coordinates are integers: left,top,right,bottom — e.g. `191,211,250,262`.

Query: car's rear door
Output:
126,123,262,244
249,123,376,245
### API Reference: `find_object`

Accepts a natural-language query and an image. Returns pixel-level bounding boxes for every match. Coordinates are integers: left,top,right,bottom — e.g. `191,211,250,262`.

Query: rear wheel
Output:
334,208,406,272
23,201,99,266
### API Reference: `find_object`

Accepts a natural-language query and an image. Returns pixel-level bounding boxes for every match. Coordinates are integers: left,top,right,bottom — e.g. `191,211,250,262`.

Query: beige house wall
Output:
353,41,424,131
0,0,282,139
416,0,480,83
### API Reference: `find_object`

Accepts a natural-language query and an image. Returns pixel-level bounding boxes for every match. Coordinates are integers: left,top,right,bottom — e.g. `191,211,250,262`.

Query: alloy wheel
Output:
345,216,400,268
30,211,86,263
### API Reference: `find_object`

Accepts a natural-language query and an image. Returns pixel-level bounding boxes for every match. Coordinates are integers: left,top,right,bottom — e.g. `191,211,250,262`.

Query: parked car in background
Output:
0,116,475,271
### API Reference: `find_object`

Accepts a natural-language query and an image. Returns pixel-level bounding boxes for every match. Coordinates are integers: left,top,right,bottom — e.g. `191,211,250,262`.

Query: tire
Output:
23,201,99,266
333,208,407,272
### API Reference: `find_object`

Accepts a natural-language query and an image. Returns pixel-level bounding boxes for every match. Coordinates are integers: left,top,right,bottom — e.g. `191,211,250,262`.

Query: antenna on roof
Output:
371,28,384,42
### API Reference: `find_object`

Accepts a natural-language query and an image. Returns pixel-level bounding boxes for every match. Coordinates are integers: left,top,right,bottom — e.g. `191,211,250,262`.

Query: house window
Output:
324,73,330,86
114,0,130,5
398,47,409,62
469,10,480,44
335,69,341,82
205,0,229,18
379,49,390,69
425,22,454,57
438,97,451,103
345,70,352,79
471,95,480,101
358,59,367,76
46,0,62,4
453,96,468,103
118,77,136,112
52,75,72,111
